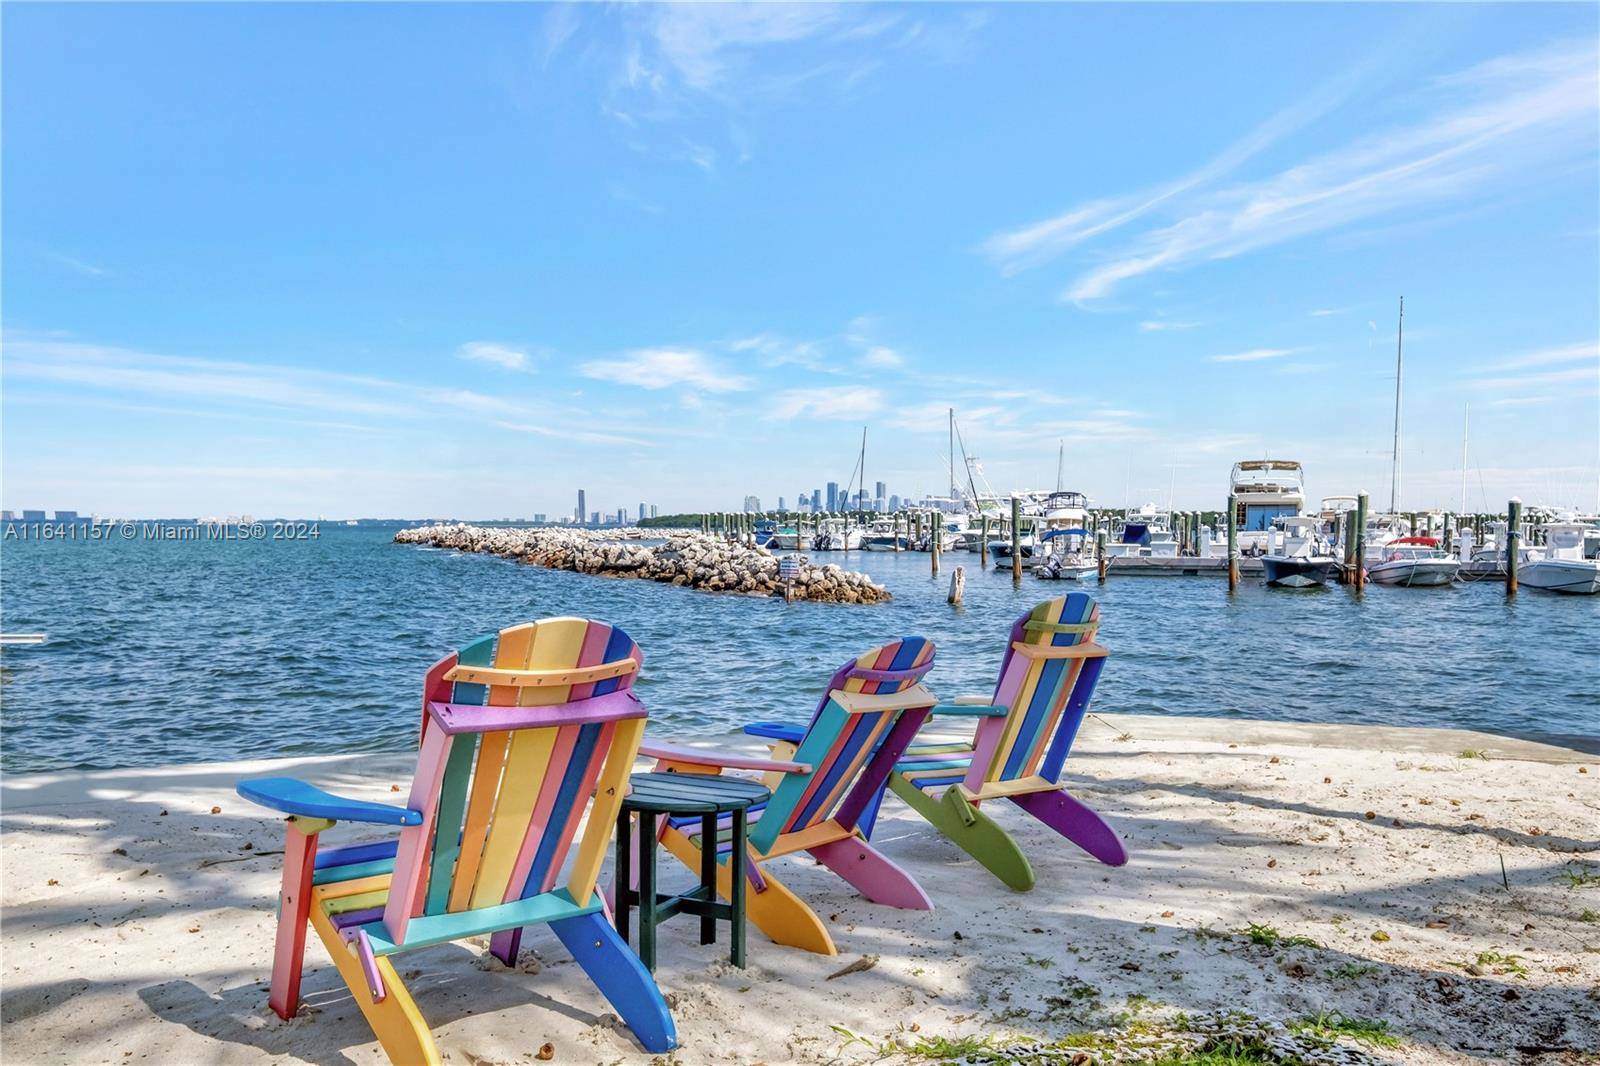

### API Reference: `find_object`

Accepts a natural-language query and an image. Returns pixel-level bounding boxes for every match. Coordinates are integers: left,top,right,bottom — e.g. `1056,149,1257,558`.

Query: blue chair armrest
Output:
236,777,423,826
929,703,1008,717
744,721,806,744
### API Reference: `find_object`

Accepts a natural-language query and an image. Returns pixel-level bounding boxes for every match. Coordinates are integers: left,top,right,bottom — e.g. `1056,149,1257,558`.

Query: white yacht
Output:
1519,523,1600,594
1367,537,1460,587
1230,461,1306,554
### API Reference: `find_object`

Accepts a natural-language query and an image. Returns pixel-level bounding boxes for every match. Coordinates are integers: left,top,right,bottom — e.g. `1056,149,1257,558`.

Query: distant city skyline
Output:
3,5,1596,517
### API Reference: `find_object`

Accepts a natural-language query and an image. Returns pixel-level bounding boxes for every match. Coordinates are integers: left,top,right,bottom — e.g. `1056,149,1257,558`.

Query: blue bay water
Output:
1,525,1594,773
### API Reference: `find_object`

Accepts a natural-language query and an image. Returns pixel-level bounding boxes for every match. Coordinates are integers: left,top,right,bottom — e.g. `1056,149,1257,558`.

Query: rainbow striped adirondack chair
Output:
635,636,938,956
748,595,1124,891
236,619,676,1063
887,594,1125,889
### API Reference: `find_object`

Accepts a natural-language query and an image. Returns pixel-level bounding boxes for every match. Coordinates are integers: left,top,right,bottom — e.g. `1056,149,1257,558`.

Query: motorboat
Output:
1230,460,1306,554
765,525,806,551
1367,537,1459,587
753,519,778,547
1104,503,1178,559
861,517,907,551
1033,526,1097,581
1518,524,1600,594
1261,517,1337,588
812,518,864,551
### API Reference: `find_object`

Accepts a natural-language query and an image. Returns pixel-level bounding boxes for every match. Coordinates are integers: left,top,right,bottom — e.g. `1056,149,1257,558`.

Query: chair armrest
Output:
743,721,805,744
950,694,995,706
639,741,812,775
929,703,1008,717
236,777,423,826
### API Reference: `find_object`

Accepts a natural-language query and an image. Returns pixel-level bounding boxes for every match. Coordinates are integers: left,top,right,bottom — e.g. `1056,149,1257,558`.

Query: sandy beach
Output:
3,714,1595,1065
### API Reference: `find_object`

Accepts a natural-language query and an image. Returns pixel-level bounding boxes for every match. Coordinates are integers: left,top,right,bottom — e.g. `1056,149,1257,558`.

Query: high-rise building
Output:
576,489,587,525
22,510,46,522
888,494,901,512
650,504,658,519
777,496,786,511
811,489,822,512
742,495,761,513
616,508,627,525
533,513,547,523
826,482,839,511
638,502,648,523
590,511,600,525
874,482,887,508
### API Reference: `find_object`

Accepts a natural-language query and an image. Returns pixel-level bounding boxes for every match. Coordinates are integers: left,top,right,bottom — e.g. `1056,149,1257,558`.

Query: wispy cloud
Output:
1478,340,1598,372
1138,320,1200,333
551,5,981,168
1309,308,1346,317
862,345,903,368
44,251,109,278
578,347,752,392
456,341,534,372
729,333,830,371
769,384,883,420
984,40,1599,302
1,335,641,446
1208,347,1304,363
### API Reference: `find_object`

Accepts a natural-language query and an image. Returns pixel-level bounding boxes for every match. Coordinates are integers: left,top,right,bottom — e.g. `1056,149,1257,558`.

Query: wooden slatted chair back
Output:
381,618,646,945
982,594,1106,786
750,636,935,854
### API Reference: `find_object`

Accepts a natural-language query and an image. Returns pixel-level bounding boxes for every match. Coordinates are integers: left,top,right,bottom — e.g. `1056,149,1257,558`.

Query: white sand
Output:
3,715,1596,1065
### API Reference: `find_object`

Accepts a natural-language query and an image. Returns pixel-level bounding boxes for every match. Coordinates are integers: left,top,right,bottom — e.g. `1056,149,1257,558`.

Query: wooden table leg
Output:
700,812,716,946
730,808,748,969
615,807,632,945
638,811,657,973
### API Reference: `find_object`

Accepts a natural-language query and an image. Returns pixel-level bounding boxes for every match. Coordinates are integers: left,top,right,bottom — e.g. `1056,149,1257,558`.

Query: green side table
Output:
615,772,770,971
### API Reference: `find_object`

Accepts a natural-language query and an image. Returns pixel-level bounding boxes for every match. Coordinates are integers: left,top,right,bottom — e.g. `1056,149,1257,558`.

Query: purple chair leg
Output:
1010,788,1128,866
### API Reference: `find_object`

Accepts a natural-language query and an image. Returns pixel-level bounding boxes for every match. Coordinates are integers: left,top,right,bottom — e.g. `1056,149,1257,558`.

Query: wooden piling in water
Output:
1010,496,1022,583
931,514,942,576
979,514,989,565
1506,498,1521,596
947,565,964,605
1354,493,1369,592
1226,493,1239,593
1096,530,1107,584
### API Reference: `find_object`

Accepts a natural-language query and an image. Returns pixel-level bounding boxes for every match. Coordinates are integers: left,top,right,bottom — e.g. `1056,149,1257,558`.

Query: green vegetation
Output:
1577,908,1598,924
1451,949,1529,978
841,1009,1401,1064
638,513,706,529
1556,865,1600,888
1290,1010,1402,1048
1325,962,1379,980
1456,749,1489,760
1239,923,1321,949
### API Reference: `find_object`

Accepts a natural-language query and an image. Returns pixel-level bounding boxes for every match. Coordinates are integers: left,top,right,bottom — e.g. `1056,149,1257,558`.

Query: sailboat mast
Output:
1460,402,1469,514
1390,296,1404,514
948,408,955,501
1056,440,1064,493
860,426,867,511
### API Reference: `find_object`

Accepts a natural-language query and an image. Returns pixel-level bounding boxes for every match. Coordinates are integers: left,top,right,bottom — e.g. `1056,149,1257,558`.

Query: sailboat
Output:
1368,298,1458,586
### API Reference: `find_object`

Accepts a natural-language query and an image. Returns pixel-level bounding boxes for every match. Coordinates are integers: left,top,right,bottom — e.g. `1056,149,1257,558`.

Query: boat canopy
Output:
1119,523,1151,546
1040,528,1088,541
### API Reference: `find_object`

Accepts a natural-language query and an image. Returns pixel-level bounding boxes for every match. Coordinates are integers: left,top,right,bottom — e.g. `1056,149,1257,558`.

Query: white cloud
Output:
863,345,904,368
768,384,883,420
729,333,830,370
578,347,752,392
1138,320,1200,332
1208,347,1303,363
1,335,644,448
1479,340,1598,372
984,40,1599,302
45,251,109,278
456,341,533,372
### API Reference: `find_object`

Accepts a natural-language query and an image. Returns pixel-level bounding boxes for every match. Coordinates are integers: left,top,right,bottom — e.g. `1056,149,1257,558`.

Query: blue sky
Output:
4,3,1597,518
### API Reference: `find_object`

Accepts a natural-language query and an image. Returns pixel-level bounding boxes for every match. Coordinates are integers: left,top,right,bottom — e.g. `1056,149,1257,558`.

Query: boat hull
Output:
1368,560,1459,586
1262,556,1335,588
1519,560,1600,594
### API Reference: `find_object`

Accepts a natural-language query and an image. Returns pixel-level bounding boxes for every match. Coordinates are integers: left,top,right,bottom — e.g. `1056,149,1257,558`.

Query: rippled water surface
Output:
3,526,1595,772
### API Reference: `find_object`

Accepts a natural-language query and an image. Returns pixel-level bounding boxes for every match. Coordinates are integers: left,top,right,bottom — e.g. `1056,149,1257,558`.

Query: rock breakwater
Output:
394,524,891,604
